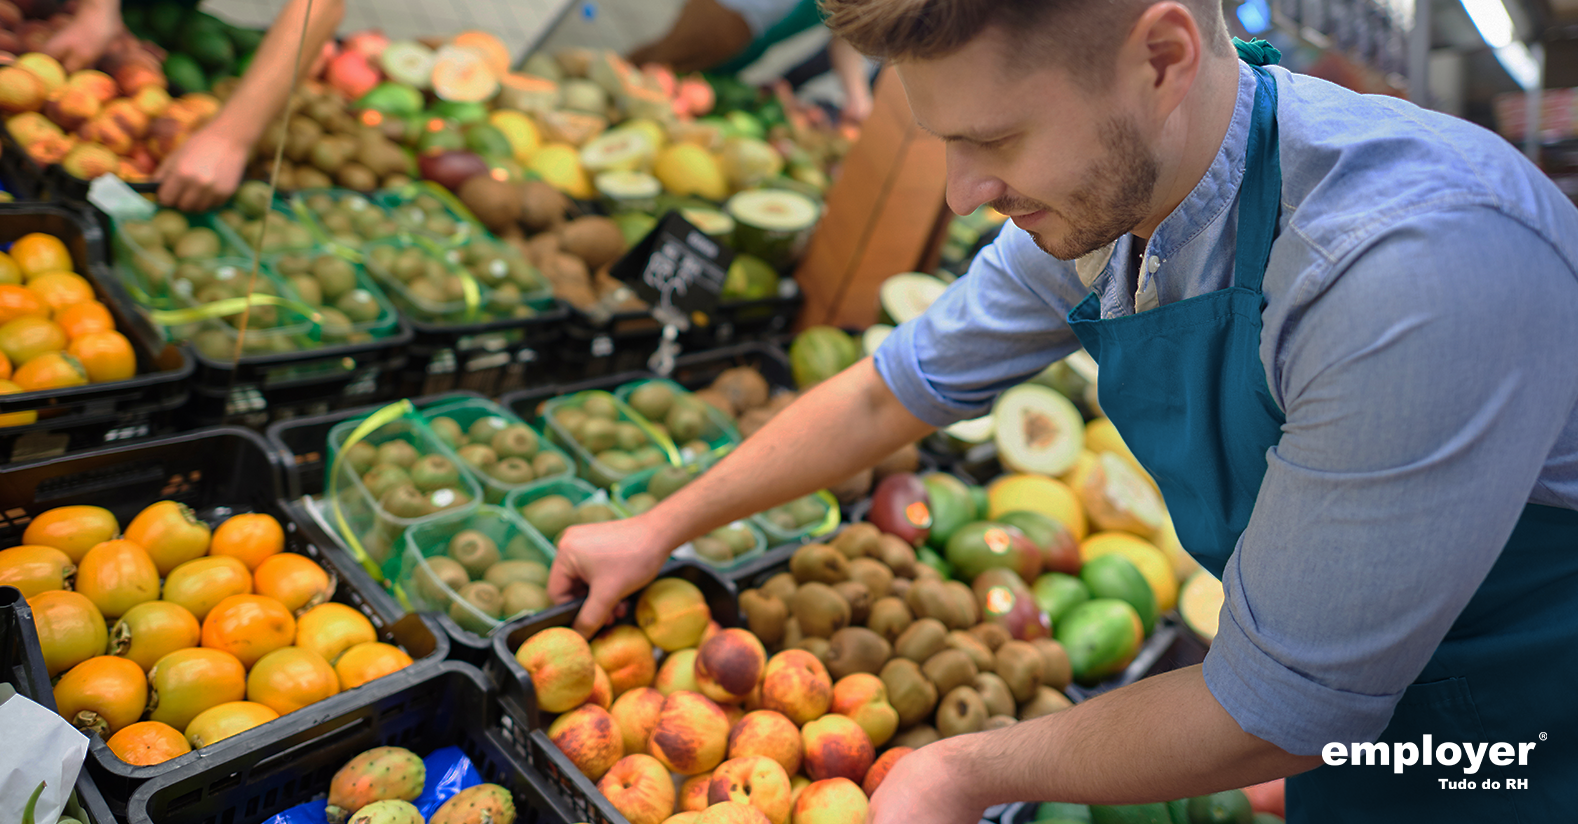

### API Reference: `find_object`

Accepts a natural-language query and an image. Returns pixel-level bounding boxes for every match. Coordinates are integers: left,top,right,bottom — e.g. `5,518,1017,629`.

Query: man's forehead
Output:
898,46,1075,142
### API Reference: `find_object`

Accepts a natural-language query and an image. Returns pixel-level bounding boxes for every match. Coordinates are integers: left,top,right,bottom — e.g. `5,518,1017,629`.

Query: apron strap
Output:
1234,61,1282,294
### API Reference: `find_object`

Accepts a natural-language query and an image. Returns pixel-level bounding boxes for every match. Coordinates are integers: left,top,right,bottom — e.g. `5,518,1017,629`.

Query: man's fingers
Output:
546,556,583,605
572,585,620,639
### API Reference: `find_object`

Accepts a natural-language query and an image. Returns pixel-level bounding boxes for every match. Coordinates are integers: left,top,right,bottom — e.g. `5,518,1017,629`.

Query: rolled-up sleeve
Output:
716,0,800,38
873,223,1090,427
1204,207,1578,755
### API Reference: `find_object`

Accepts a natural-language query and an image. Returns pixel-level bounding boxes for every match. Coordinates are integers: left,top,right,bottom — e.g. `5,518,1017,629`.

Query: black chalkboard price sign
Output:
609,211,735,318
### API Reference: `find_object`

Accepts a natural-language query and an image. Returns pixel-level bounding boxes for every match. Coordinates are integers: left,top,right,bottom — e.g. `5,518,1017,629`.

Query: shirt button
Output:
1147,255,1161,273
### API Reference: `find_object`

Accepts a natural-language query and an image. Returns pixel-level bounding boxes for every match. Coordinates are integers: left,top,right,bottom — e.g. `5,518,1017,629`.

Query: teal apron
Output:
1066,41,1578,822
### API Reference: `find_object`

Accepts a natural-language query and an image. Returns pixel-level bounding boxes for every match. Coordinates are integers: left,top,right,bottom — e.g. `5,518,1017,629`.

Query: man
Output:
550,1,1578,821
45,0,343,210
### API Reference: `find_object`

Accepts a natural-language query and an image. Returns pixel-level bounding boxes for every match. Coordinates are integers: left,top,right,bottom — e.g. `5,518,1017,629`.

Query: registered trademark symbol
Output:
1540,732,1548,741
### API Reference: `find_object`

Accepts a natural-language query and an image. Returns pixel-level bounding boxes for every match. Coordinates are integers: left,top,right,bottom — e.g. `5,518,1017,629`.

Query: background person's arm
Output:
828,36,872,123
627,0,755,73
42,0,123,72
156,0,344,211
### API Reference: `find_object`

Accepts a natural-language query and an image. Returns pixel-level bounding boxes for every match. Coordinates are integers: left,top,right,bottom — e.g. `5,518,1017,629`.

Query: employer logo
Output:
1322,733,1544,783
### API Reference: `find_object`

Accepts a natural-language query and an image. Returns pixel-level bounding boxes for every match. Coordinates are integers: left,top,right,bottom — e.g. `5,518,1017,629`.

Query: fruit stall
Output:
0,12,1284,824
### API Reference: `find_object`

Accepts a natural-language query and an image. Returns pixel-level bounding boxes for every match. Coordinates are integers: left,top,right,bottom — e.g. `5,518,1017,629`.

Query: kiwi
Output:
503,581,552,616
879,658,938,729
714,525,756,556
380,484,434,519
410,454,461,492
711,366,770,412
922,649,978,697
795,636,831,664
787,496,826,527
1019,686,1073,720
889,578,911,602
416,556,469,604
936,686,987,738
912,564,943,582
492,425,539,460
983,715,1018,731
647,465,691,501
739,589,788,647
832,581,872,626
522,495,576,541
468,415,510,445
428,417,464,449
782,616,804,650
336,289,382,323
487,457,536,486
825,627,892,680
973,673,1016,718
623,493,658,515
790,543,850,585
831,523,881,560
946,631,995,673
485,560,549,588
313,255,358,299
376,440,420,469
361,464,411,501
345,441,378,475
994,641,1045,704
630,446,668,470
866,597,913,645
428,487,472,513
791,582,850,639
457,443,499,470
447,530,500,578
968,623,1012,653
894,618,948,663
173,227,222,259
575,502,618,525
892,725,940,748
846,558,893,600
1029,638,1073,691
450,581,503,633
904,579,957,627
875,534,918,577
627,382,674,421
761,572,797,603
581,393,618,420
532,451,570,478
692,535,733,564
614,422,647,452
943,581,979,629
580,418,618,452
595,450,640,475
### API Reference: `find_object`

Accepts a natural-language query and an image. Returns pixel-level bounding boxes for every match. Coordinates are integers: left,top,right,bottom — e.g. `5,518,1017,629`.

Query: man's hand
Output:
547,515,673,638
156,126,248,212
43,9,123,72
868,739,987,824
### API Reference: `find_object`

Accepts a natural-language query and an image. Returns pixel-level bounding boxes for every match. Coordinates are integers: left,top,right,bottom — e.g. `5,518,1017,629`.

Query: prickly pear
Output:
347,799,425,824
429,783,516,824
325,746,426,824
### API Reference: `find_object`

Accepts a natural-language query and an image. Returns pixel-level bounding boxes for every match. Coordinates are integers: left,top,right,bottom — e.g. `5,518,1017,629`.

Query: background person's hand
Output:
156,126,248,212
43,10,123,72
547,515,673,637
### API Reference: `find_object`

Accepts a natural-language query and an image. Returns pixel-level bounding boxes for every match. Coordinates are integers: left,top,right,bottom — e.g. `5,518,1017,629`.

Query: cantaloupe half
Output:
1073,451,1166,537
993,383,1084,476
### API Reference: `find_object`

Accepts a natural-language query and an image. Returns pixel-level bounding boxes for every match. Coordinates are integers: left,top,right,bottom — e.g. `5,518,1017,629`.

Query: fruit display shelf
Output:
0,426,450,814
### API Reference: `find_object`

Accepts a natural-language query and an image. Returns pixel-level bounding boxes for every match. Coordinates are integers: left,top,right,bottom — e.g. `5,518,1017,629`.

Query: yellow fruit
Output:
0,379,37,426
1151,515,1201,583
1178,570,1224,643
528,143,594,199
653,143,728,201
1080,531,1178,612
986,474,1087,539
1084,417,1159,494
489,109,541,164
622,118,668,152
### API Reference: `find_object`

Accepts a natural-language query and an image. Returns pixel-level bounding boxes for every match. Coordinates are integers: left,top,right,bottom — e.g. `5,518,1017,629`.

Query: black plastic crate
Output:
555,309,666,382
0,586,124,824
683,288,804,351
487,562,736,824
0,128,45,200
0,203,193,462
125,662,575,824
665,341,794,393
396,302,570,399
0,427,451,813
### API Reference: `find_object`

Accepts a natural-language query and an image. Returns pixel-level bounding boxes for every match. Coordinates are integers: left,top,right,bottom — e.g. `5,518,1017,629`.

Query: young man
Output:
549,1,1578,821
45,0,343,210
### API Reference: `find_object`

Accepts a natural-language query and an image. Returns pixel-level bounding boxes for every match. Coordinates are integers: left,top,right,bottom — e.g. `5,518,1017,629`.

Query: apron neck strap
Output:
1233,61,1281,294
1233,37,1282,66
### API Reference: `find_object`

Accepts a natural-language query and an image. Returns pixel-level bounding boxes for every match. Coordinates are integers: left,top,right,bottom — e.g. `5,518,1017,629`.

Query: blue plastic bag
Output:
261,746,482,824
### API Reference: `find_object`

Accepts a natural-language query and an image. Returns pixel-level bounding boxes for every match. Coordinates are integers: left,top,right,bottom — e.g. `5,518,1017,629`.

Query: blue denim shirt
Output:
874,62,1578,755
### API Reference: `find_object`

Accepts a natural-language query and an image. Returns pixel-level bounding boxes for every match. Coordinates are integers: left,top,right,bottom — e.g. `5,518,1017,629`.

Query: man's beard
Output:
994,116,1160,261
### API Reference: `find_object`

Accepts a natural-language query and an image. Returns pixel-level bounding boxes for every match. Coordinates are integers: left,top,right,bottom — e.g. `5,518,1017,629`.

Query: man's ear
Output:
1122,1,1204,121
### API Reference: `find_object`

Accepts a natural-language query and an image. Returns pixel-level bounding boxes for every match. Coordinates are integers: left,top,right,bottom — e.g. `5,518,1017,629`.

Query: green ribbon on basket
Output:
327,398,416,581
808,489,842,538
459,267,482,322
147,293,321,327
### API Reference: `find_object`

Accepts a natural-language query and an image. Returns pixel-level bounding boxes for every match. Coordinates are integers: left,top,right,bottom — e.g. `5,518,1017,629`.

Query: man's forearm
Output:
948,666,1321,806
645,359,933,548
207,0,344,148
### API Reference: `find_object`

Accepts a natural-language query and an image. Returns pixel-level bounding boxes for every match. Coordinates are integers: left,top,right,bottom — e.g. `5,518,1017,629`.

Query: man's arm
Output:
156,0,344,211
870,666,1322,824
627,0,756,73
42,0,123,72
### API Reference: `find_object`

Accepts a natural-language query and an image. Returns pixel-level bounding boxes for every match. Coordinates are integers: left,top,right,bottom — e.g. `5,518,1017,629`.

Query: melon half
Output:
993,383,1084,476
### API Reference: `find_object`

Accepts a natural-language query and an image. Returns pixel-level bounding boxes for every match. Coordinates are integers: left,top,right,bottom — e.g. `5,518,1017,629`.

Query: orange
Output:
0,315,67,367
0,379,37,426
106,720,192,766
27,590,108,676
27,270,94,312
75,539,160,619
54,655,148,737
209,513,285,571
162,555,252,621
246,646,339,715
147,647,248,731
333,641,413,689
68,330,134,382
23,504,120,563
108,600,201,672
294,602,376,666
201,594,296,669
9,233,72,278
0,351,10,380
253,553,334,614
125,500,212,576
0,544,73,597
185,701,279,748
0,284,47,324
0,250,21,284
13,351,88,391
56,300,114,339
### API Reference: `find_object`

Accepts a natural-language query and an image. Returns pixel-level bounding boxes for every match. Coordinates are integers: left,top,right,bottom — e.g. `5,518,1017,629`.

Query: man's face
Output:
899,30,1161,261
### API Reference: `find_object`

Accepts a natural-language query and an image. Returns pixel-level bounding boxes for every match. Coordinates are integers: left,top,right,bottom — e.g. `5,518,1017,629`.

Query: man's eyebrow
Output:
914,118,1013,144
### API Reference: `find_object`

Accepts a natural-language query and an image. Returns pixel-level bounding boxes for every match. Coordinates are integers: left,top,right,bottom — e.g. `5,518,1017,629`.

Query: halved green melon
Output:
381,41,435,89
581,129,655,174
879,272,948,325
993,384,1084,475
679,207,735,242
726,188,820,269
862,324,893,357
595,170,661,213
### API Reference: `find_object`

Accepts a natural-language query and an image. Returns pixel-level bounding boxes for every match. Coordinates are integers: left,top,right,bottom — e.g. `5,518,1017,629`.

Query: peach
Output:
790,778,867,824
709,756,791,824
723,704,745,729
647,690,729,775
0,66,47,114
589,663,613,709
695,628,767,705
742,684,763,711
677,774,711,812
547,703,624,781
7,111,61,144
131,86,170,119
78,113,133,155
696,801,770,824
27,132,73,164
829,674,897,748
597,753,675,824
66,70,117,103
60,142,117,180
117,159,146,182
592,624,657,698
654,648,700,695
701,619,722,645
665,814,701,824
145,116,188,161
610,686,665,755
637,578,712,651
760,650,832,726
789,776,811,805
44,84,99,131
102,99,149,139
860,747,912,797
727,710,802,776
799,715,873,783
179,92,220,122
113,63,165,97
15,53,65,93
515,626,596,713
